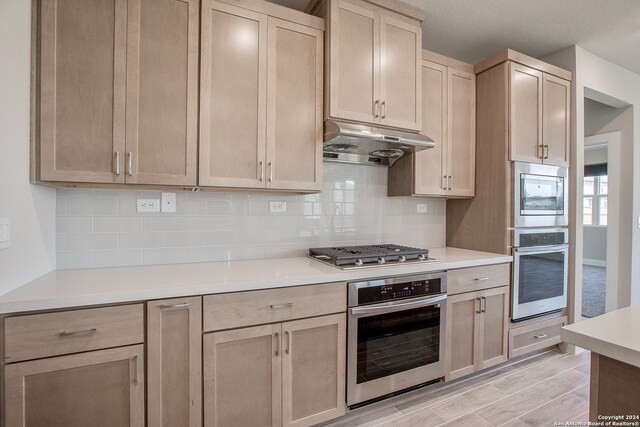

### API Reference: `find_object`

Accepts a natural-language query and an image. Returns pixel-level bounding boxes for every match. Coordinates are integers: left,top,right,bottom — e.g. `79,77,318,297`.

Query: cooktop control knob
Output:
355,259,363,267
377,257,386,264
418,254,426,261
398,255,406,263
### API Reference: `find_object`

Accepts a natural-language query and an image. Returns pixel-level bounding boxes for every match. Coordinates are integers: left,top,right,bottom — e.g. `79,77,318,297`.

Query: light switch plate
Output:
416,204,428,214
0,218,10,250
137,199,160,213
161,192,176,213
269,201,286,213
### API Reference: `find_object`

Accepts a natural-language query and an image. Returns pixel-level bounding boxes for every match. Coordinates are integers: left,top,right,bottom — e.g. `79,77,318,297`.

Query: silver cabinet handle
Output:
274,332,280,356
114,151,121,175
475,277,489,281
476,297,482,314
268,161,273,182
538,144,544,159
59,328,97,337
259,161,264,182
534,334,547,339
132,356,139,385
481,296,487,313
374,100,380,118
442,175,448,190
270,302,293,309
448,176,453,191
127,152,133,176
285,330,290,355
544,145,549,159
159,302,190,311
381,101,386,119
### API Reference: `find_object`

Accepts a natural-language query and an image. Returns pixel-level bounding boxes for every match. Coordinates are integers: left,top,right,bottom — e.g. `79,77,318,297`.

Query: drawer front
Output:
447,263,510,295
203,282,346,332
4,304,144,363
509,316,566,358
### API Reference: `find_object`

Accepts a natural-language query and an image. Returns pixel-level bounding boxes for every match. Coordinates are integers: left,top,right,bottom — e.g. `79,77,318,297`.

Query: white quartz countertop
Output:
562,304,640,368
0,247,511,314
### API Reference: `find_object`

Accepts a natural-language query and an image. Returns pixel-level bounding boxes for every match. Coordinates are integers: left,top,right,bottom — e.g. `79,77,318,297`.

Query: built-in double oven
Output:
346,272,447,406
512,162,569,321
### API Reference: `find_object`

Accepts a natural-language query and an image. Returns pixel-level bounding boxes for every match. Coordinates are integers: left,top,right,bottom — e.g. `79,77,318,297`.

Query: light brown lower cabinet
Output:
445,286,509,380
4,344,145,427
203,313,346,427
147,297,202,427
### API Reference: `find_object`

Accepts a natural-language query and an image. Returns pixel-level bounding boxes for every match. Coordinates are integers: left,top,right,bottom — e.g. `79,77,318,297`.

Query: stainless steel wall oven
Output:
347,272,447,406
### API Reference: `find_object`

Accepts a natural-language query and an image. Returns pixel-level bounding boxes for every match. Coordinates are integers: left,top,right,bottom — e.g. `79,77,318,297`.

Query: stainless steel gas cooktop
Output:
308,244,438,270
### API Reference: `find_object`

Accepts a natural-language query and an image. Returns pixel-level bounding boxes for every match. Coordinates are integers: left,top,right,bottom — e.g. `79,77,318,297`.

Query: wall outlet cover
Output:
417,204,428,214
269,201,286,213
161,192,176,213
137,199,160,213
0,218,10,250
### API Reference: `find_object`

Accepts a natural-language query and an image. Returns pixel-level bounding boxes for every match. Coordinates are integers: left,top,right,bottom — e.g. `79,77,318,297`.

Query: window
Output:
583,175,607,226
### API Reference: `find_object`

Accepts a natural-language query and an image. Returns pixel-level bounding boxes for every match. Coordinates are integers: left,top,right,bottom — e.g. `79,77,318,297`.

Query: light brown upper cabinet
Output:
36,0,199,186
507,60,570,167
199,0,324,191
307,0,423,131
388,52,475,198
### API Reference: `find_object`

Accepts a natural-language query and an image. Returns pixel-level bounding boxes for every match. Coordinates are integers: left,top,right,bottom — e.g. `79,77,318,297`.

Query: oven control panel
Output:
355,276,445,305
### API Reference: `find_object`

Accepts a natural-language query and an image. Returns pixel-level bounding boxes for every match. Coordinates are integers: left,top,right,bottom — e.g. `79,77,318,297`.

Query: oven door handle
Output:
349,294,447,317
514,244,568,254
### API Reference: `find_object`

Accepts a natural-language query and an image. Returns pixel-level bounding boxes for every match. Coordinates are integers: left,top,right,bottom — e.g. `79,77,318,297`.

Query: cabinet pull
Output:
481,296,487,313
270,302,293,309
381,101,386,119
114,151,121,175
543,145,549,159
285,330,290,355
259,161,264,181
374,100,380,118
132,356,139,385
449,176,453,190
534,334,547,339
159,302,190,311
274,332,280,356
59,328,97,337
476,297,482,314
475,277,489,281
268,161,273,182
442,175,448,190
127,152,133,176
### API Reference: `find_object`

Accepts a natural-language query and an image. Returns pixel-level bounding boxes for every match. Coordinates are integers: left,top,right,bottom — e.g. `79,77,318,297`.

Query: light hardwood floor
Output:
315,349,590,427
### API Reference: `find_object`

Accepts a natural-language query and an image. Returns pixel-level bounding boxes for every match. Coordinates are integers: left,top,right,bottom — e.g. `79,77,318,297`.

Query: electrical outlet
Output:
137,199,160,213
0,218,10,250
161,192,176,213
269,201,286,213
417,203,428,214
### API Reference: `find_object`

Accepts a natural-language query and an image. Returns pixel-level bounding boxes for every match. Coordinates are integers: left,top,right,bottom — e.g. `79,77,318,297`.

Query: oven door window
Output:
518,252,566,303
521,174,565,215
356,305,440,384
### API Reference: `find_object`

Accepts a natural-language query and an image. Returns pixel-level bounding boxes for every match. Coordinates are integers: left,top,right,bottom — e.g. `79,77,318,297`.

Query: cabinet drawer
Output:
203,283,346,332
509,316,566,358
4,304,144,363
447,263,510,295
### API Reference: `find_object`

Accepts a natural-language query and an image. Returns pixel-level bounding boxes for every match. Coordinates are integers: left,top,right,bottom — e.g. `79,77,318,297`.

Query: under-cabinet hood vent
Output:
323,119,435,166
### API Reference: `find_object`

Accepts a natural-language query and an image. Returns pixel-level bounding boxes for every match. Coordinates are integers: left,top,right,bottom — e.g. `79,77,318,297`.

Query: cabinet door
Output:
414,60,447,196
282,314,346,427
379,12,421,131
447,68,476,197
203,324,281,427
478,286,509,370
39,0,126,183
509,62,543,164
124,0,199,185
147,297,202,427
328,0,379,124
265,18,323,191
445,291,479,380
4,345,144,427
542,74,570,167
199,0,267,188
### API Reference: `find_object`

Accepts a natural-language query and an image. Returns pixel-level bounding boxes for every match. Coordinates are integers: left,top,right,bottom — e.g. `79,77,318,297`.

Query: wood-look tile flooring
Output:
317,349,590,427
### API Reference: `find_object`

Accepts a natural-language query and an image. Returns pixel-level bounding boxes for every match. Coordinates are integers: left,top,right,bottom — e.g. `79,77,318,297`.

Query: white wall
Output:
0,0,56,295
545,46,640,322
56,163,446,269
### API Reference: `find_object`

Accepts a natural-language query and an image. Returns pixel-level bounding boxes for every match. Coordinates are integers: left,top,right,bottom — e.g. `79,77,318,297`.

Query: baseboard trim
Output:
583,259,606,267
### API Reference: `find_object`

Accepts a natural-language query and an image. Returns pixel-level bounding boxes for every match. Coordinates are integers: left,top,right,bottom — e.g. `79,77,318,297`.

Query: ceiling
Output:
271,0,640,75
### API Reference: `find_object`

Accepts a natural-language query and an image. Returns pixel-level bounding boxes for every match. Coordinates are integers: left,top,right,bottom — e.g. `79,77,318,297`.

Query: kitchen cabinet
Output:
147,297,202,427
388,52,475,198
199,0,323,191
509,62,570,167
36,0,199,186
203,314,346,427
4,345,145,427
446,286,509,380
308,0,423,131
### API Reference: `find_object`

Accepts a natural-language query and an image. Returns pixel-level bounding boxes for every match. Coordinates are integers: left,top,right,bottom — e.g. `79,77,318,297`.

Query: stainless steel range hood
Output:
323,119,435,166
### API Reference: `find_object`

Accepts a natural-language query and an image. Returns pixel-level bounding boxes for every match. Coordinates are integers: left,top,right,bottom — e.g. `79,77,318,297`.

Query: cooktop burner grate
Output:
309,244,431,267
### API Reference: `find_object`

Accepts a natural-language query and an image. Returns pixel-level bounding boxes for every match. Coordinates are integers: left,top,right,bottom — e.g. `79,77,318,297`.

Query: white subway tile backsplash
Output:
55,164,446,269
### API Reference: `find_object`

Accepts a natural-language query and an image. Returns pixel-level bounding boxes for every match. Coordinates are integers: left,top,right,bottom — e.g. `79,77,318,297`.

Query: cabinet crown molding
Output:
305,0,425,22
474,48,573,81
